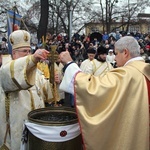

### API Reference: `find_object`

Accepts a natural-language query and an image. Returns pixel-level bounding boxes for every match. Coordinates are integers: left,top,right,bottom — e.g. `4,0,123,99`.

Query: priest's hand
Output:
59,50,73,65
33,49,50,63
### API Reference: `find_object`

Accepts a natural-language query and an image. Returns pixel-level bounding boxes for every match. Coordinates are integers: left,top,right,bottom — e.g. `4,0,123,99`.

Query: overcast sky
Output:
8,0,150,13
93,0,150,13
145,7,150,13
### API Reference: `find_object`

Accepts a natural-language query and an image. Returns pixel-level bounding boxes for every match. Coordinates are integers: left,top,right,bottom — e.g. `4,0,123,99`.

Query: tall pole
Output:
127,0,130,32
68,0,73,43
69,5,73,42
106,0,108,32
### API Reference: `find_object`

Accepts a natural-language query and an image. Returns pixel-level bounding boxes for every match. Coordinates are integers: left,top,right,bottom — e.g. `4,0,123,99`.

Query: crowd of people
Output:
41,31,150,65
1,30,150,68
0,29,150,150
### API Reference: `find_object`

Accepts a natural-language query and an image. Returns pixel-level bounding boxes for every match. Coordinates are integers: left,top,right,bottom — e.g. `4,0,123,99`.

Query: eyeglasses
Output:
15,49,31,54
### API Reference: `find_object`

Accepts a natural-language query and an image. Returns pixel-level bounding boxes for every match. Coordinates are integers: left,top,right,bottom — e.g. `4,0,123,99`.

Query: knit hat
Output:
9,30,31,50
87,48,96,54
97,46,108,55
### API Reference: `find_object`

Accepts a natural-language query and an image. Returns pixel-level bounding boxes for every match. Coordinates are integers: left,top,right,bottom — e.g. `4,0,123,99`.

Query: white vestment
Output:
0,55,53,150
80,58,95,74
54,62,65,100
80,58,113,76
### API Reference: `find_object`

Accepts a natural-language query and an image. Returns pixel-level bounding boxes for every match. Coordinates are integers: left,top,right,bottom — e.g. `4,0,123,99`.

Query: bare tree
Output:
37,0,49,43
0,0,150,37
122,0,150,32
91,0,150,33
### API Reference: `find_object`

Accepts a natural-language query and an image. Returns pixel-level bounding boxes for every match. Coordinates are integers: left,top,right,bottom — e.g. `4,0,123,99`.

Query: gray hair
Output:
115,36,140,57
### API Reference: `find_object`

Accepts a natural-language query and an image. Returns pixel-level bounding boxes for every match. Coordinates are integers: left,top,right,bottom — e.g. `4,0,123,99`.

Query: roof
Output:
137,13,150,18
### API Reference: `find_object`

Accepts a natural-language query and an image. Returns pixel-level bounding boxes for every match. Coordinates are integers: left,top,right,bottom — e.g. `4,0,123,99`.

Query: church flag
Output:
7,10,22,54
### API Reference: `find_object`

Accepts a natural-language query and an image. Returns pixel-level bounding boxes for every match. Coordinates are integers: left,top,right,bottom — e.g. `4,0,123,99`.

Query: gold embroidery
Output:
28,89,35,110
10,60,23,90
10,36,14,44
24,55,34,87
23,31,29,42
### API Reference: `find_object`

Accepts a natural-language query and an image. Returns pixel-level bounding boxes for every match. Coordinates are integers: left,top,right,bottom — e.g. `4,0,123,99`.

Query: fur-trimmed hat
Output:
97,46,108,55
87,48,96,54
9,30,31,50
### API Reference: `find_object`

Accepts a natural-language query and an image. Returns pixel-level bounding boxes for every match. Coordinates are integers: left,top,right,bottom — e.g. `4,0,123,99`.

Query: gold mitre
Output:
9,30,31,50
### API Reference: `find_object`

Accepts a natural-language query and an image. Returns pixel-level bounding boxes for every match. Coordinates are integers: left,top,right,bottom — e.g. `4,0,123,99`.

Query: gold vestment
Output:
75,60,150,150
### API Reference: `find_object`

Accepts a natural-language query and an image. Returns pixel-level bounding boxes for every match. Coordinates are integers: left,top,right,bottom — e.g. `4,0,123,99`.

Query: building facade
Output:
85,13,150,35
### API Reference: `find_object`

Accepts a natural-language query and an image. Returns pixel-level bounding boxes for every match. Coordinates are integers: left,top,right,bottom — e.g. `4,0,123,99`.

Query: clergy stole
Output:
146,77,150,144
146,77,150,111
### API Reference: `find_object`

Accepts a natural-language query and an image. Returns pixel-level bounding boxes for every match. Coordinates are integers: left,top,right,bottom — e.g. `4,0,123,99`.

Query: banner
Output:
7,10,22,54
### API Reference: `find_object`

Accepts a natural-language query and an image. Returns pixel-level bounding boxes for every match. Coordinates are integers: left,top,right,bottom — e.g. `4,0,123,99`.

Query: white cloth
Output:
59,63,81,95
124,56,144,66
25,121,80,142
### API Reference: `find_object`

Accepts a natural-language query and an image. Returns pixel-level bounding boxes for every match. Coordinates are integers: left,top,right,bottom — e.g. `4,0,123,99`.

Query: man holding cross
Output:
0,30,59,150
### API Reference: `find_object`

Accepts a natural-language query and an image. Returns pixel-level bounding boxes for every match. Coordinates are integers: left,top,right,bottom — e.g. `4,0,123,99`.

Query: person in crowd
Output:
71,45,84,66
102,31,109,41
145,44,150,58
144,34,150,45
81,46,113,75
80,48,96,73
106,49,116,67
94,46,113,75
0,30,58,150
1,37,8,53
82,38,90,59
116,31,121,40
92,37,99,50
73,32,80,40
140,45,149,62
59,36,150,150
0,49,10,67
54,56,65,104
109,39,116,50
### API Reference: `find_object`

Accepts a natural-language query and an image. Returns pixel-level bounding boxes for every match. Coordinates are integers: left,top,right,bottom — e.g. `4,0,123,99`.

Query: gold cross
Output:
48,45,58,84
47,45,60,106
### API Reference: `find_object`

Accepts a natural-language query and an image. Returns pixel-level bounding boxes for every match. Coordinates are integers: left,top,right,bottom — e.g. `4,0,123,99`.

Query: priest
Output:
59,36,150,150
0,30,55,150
